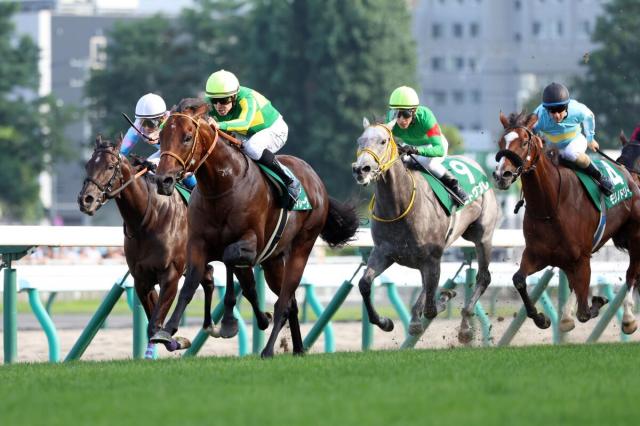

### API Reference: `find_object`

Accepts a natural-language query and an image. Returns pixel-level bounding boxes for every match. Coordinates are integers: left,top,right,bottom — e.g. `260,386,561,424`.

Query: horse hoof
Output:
150,330,172,344
533,313,551,329
219,318,239,339
440,290,457,301
257,313,272,331
622,320,638,335
408,322,424,336
559,318,575,333
260,348,274,359
378,317,394,332
458,328,474,344
592,295,609,308
423,305,438,320
204,325,221,338
174,336,191,350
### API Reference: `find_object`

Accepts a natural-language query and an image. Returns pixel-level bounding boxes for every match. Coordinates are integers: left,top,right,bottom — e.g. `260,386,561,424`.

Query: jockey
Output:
631,124,640,143
204,69,300,209
386,86,469,205
533,82,613,195
121,93,197,190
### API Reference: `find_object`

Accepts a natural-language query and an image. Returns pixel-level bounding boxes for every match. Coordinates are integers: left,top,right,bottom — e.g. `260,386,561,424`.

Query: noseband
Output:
495,126,540,179
159,112,219,178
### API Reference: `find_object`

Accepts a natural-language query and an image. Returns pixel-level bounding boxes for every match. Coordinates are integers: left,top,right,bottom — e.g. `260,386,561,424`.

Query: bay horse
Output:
78,135,215,354
493,112,640,334
352,119,499,343
152,98,359,358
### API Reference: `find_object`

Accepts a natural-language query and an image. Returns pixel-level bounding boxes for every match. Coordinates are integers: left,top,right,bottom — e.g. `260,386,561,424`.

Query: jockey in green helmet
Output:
386,86,469,205
204,69,300,209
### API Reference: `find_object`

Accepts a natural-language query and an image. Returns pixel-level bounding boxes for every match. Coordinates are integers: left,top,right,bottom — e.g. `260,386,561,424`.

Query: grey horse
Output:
351,119,500,342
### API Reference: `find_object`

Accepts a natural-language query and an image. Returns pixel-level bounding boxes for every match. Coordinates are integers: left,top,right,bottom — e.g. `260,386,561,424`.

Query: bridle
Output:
495,126,541,180
82,148,123,205
356,124,417,222
159,112,219,179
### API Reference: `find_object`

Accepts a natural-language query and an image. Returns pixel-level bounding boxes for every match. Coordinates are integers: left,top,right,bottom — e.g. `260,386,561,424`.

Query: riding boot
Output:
584,162,614,196
440,172,469,206
258,150,301,209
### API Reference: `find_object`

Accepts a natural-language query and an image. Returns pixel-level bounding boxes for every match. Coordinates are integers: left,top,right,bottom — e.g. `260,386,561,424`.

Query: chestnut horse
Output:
78,135,215,354
493,112,640,334
152,98,359,358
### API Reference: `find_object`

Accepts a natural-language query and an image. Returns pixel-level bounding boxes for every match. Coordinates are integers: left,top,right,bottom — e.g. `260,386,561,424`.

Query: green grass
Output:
1,344,639,425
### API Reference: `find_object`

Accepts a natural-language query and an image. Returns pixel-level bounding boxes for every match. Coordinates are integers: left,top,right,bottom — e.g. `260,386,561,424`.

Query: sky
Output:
137,0,194,15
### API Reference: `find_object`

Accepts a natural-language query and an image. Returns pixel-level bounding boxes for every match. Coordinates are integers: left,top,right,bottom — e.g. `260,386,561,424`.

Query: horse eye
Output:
183,134,193,144
381,138,388,145
108,164,115,170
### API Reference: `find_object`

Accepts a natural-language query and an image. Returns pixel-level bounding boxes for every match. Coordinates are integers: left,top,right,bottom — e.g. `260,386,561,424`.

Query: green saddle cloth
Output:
420,156,491,216
175,183,191,205
574,158,632,211
257,164,312,211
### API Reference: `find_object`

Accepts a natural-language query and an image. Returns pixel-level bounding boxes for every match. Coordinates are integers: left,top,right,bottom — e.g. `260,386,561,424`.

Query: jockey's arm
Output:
218,96,258,133
120,124,144,155
418,110,445,157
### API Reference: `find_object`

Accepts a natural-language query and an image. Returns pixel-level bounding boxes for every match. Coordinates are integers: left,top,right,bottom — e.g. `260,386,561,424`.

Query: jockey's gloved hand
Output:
130,154,157,173
398,144,419,156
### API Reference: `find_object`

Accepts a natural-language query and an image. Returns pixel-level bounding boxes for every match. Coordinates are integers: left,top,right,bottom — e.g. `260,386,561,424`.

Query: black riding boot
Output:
258,150,301,209
440,172,469,206
584,162,613,196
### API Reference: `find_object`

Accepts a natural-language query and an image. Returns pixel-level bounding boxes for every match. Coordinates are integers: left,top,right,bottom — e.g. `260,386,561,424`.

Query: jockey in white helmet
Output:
121,93,196,189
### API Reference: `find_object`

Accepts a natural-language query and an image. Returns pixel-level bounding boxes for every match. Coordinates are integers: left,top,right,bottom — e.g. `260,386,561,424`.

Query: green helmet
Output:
205,70,240,98
388,86,419,109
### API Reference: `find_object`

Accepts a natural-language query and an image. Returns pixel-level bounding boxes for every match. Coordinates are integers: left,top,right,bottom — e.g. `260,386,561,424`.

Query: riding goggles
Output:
209,96,234,106
140,117,163,129
395,109,414,119
544,104,568,114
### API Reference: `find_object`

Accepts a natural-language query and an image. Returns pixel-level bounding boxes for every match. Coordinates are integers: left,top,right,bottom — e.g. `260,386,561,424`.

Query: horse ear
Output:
620,130,629,146
95,134,102,148
385,119,396,129
115,133,124,150
499,112,509,129
362,117,370,129
525,114,538,130
195,102,210,118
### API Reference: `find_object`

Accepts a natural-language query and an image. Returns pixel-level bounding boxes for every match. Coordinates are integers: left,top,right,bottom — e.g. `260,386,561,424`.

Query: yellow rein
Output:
356,124,418,223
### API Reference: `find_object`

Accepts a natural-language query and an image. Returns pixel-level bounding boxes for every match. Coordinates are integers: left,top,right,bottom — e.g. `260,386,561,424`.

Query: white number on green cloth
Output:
449,160,475,184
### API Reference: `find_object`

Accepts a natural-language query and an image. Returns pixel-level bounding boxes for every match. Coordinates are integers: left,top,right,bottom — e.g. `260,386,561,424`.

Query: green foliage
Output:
574,0,640,147
247,0,417,199
0,4,73,222
86,0,250,141
442,125,464,154
2,345,640,425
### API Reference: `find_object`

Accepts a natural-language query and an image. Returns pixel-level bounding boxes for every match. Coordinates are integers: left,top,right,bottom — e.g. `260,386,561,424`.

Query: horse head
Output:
156,98,214,195
352,117,399,186
78,135,125,215
493,111,544,190
617,130,640,175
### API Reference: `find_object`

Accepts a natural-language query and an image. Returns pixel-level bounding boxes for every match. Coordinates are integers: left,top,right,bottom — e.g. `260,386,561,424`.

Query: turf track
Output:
1,343,639,425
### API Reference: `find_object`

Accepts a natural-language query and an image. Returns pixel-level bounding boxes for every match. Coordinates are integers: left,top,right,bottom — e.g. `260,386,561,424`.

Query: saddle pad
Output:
574,159,632,211
420,156,491,215
257,164,312,211
175,183,191,205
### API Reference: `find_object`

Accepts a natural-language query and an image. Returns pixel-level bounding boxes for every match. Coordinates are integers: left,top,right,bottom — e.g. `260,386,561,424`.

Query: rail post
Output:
586,282,629,343
301,283,335,352
25,287,60,362
252,266,266,354
556,271,570,343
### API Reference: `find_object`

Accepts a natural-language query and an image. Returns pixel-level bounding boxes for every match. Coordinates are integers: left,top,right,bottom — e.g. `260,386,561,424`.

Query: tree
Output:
86,0,250,143
247,0,417,199
442,125,464,155
0,4,73,222
574,0,640,147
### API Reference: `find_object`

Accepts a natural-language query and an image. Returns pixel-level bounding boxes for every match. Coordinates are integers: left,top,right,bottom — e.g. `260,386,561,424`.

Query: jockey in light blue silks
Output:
121,93,197,190
532,82,613,195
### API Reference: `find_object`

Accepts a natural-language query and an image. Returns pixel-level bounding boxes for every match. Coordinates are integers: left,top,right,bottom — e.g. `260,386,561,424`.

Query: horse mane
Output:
175,98,210,114
95,135,119,150
506,111,535,128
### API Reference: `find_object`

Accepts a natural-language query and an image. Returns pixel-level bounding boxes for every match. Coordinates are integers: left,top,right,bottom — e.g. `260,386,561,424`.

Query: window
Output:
472,123,482,131
514,32,522,42
532,21,542,37
432,23,443,39
432,91,447,105
471,90,482,103
470,22,480,37
557,20,564,36
468,58,477,72
89,35,107,70
514,0,521,10
581,20,591,35
454,57,465,70
453,23,463,38
431,56,445,71
453,90,465,104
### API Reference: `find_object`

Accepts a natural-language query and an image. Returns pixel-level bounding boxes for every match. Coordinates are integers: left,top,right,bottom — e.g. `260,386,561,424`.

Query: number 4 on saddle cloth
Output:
420,157,491,216
172,167,312,211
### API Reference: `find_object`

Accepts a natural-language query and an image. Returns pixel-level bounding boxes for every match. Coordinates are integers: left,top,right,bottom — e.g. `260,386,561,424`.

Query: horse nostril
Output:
502,171,513,179
84,195,94,205
162,176,175,186
362,165,371,173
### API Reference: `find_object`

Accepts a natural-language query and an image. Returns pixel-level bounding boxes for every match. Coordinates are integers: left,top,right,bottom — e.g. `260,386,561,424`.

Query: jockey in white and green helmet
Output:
386,86,468,205
121,93,196,189
204,69,299,209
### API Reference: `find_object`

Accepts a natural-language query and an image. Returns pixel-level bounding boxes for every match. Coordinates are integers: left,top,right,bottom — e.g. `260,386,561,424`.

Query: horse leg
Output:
567,260,597,322
218,265,239,338
287,296,304,356
234,267,272,331
408,256,444,336
513,248,550,329
559,290,577,332
134,281,158,359
358,247,394,332
200,264,217,336
459,238,493,344
153,270,182,352
622,243,640,334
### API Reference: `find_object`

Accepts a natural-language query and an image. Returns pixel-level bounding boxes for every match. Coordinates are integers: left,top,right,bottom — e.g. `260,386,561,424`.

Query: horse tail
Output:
320,197,360,248
613,233,629,252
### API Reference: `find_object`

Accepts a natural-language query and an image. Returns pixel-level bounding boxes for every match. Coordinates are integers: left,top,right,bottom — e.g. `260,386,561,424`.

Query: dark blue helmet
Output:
542,82,570,107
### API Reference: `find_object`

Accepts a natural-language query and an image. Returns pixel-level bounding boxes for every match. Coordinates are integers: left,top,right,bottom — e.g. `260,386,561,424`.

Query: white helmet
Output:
135,93,166,119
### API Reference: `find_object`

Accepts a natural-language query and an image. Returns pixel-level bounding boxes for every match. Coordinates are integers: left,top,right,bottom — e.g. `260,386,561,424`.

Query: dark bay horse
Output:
493,112,640,333
352,119,499,343
152,98,359,358
78,135,215,354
